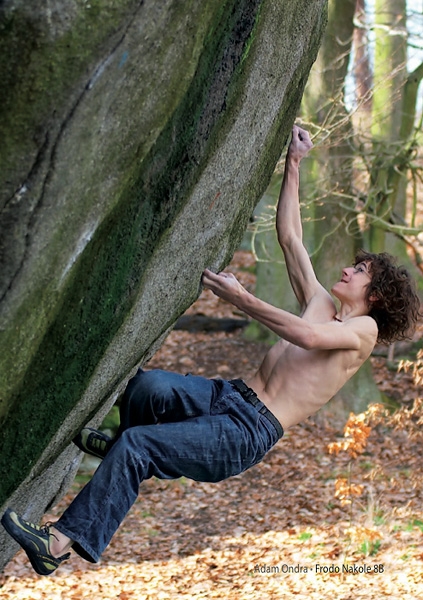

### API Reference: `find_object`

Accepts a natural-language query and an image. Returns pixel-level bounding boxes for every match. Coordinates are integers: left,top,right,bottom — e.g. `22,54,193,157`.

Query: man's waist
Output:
229,379,284,439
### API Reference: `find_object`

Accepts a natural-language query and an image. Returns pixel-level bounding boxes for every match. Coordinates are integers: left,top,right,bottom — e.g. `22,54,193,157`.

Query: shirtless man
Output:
204,130,374,429
204,126,383,429
2,126,420,575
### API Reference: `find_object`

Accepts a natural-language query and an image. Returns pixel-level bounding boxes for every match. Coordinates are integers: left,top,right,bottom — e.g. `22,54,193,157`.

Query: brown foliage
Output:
1,252,423,598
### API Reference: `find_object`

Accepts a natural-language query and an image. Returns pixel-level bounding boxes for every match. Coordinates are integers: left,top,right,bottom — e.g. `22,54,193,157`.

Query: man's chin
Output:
331,283,342,298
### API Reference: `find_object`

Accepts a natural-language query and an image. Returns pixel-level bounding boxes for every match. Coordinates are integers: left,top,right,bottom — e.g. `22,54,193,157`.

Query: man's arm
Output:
202,270,377,351
277,126,328,311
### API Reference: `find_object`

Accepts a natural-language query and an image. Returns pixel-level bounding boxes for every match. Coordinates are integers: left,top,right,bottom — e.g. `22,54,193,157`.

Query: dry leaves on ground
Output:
1,251,423,599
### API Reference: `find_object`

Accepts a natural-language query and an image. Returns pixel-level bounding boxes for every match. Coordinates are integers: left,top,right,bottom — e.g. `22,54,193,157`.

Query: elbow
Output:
298,325,319,351
277,232,286,250
278,233,295,253
301,335,316,351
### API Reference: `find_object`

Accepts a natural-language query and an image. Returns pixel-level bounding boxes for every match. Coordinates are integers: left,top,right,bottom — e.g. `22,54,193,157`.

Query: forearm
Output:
234,287,313,349
276,152,303,246
234,289,364,352
202,269,363,351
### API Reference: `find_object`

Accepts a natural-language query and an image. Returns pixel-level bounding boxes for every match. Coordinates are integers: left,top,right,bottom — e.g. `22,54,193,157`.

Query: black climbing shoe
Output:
73,427,112,459
1,508,70,576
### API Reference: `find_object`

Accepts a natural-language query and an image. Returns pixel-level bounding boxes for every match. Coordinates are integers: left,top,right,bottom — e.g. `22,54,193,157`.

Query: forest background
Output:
1,0,423,598
251,0,423,416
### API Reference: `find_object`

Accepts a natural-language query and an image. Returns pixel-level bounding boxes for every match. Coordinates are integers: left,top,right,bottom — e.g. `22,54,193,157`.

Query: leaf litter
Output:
1,251,423,599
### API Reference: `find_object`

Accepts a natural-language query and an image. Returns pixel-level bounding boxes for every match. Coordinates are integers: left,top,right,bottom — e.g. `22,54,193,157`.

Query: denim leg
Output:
55,398,273,563
118,369,221,431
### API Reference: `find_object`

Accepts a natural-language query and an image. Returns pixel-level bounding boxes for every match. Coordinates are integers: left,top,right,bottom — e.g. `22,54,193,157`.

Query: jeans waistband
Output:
229,379,284,439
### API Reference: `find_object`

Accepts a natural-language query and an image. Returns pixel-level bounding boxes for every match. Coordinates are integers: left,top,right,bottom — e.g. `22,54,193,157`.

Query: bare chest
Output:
254,342,363,429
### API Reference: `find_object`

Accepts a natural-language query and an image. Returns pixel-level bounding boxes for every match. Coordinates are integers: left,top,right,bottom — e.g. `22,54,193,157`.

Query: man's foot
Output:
73,427,112,459
1,508,70,576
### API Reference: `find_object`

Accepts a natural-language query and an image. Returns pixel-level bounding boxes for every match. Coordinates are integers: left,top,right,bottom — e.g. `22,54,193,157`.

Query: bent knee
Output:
125,369,177,405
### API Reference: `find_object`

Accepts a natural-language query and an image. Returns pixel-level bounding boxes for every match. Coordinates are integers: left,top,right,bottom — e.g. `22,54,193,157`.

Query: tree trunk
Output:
368,0,408,253
302,0,383,414
250,0,384,416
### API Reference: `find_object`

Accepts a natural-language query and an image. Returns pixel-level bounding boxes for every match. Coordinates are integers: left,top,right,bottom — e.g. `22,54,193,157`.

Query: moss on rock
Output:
0,0,327,568
0,0,268,507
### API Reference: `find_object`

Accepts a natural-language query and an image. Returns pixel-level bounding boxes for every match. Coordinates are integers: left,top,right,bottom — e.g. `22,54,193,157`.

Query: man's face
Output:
331,261,372,303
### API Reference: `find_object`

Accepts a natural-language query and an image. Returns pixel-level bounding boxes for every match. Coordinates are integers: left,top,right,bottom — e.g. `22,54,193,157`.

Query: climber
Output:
2,126,420,575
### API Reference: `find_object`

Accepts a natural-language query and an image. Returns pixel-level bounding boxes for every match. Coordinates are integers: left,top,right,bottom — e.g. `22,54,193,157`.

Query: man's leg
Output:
5,414,241,573
74,370,222,459
57,409,270,563
3,381,280,573
117,369,221,430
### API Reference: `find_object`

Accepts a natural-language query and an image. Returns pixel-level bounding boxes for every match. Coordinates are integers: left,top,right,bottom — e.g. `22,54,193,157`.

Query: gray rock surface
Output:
0,0,327,569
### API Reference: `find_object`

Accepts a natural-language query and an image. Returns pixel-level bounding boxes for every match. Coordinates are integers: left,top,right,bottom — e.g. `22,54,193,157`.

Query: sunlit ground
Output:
2,252,423,599
2,421,423,600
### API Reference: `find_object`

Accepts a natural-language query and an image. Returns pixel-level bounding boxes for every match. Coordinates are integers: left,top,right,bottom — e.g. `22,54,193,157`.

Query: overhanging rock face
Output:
0,0,327,568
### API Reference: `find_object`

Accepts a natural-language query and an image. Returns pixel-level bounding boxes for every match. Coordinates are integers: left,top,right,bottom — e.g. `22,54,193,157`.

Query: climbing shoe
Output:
73,427,112,459
1,508,70,576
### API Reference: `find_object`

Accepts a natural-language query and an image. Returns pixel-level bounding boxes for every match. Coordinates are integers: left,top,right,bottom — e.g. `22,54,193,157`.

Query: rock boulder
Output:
0,0,327,568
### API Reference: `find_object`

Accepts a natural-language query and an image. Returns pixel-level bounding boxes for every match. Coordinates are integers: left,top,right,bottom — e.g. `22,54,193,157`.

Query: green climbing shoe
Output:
73,427,112,459
1,508,70,576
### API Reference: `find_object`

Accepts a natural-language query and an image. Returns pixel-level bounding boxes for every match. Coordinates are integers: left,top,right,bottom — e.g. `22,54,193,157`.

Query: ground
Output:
1,252,423,599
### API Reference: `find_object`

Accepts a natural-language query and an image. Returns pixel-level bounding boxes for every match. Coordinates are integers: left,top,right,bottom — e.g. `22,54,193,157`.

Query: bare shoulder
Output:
346,315,377,333
344,315,378,348
301,286,336,320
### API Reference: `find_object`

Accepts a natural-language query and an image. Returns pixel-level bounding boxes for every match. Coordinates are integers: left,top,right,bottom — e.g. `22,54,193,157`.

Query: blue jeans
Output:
55,369,283,563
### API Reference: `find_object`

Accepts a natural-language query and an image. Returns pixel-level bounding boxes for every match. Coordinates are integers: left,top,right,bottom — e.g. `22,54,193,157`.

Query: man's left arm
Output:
202,269,377,351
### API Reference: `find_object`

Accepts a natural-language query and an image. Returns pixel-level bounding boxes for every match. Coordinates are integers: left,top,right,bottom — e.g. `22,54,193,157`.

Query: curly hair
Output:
354,250,421,345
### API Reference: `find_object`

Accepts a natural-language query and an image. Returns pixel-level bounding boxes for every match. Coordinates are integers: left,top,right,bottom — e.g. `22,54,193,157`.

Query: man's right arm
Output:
277,126,327,311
